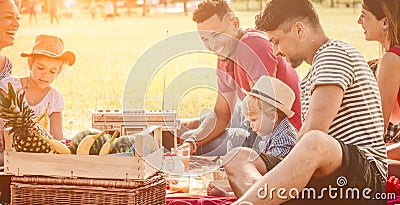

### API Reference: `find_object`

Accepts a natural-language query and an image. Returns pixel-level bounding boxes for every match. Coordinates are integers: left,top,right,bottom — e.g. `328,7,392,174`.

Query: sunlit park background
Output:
3,0,382,137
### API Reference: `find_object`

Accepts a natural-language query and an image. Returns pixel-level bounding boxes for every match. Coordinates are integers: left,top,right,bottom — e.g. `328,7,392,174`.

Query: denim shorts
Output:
257,138,387,205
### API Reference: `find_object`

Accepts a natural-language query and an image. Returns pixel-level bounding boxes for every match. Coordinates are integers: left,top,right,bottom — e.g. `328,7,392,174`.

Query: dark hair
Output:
382,0,400,47
363,0,400,48
362,0,385,20
255,0,320,32
192,0,232,23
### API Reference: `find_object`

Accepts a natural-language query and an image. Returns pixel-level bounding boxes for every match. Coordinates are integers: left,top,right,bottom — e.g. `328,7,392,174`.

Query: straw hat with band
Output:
21,34,76,66
242,76,295,118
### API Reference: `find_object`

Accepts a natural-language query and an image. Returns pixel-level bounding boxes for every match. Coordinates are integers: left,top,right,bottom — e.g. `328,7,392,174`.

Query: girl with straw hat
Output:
0,34,76,141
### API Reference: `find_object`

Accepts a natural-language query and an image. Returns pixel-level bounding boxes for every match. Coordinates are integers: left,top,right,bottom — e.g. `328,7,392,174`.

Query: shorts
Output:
257,139,386,205
385,122,400,143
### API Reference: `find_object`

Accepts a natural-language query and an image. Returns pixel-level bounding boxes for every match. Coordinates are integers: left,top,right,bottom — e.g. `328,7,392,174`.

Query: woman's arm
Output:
377,52,400,134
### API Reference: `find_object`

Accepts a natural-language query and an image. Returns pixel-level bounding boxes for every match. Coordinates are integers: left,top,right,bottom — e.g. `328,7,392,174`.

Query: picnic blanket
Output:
166,175,400,205
166,196,237,205
387,176,400,205
388,196,400,205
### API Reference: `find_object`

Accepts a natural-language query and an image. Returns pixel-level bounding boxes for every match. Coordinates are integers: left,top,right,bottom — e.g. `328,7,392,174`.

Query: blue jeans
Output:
196,102,261,156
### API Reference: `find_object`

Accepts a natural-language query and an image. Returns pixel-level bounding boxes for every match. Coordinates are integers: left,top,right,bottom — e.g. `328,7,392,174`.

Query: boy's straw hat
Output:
242,76,295,118
21,34,75,66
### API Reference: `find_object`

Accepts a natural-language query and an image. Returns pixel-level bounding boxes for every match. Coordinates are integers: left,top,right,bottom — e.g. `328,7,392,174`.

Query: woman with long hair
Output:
358,0,400,177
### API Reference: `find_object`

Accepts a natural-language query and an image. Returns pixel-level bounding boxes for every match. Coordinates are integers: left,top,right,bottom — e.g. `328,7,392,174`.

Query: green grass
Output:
2,4,381,136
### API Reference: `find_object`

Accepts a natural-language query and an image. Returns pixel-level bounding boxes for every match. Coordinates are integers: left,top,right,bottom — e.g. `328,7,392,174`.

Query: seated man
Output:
207,76,298,197
228,0,387,204
177,0,301,156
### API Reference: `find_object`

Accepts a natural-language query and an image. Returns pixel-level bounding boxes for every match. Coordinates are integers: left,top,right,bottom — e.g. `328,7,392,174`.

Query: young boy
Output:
207,76,298,196
242,76,298,158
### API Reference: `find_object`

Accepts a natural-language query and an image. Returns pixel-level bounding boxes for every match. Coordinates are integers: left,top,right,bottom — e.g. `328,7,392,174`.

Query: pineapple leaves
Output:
0,83,53,153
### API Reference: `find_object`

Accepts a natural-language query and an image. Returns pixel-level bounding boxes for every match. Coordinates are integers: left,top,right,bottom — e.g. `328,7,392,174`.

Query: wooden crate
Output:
3,128,163,181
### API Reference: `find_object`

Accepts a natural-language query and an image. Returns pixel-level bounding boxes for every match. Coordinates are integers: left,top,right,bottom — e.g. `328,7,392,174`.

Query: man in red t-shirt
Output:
177,0,301,155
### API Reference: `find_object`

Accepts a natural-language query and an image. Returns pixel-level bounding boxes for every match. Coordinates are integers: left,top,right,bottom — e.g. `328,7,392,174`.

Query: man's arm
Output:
298,84,344,141
180,91,237,149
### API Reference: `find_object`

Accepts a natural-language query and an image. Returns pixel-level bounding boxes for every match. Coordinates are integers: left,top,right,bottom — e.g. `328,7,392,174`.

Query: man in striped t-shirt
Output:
229,0,387,204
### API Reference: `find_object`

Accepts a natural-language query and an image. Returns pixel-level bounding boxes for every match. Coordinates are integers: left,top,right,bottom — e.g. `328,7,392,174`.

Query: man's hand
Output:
175,142,195,155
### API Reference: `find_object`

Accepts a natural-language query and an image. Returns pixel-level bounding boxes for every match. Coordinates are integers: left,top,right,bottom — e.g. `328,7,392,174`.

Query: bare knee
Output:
223,147,267,174
296,130,343,176
298,130,338,155
223,147,253,168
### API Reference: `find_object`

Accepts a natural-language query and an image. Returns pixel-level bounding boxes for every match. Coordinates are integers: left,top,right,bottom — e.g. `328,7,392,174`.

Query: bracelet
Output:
184,136,198,153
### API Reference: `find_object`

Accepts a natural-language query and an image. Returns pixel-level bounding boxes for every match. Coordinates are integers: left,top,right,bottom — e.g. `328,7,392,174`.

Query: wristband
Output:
184,136,198,153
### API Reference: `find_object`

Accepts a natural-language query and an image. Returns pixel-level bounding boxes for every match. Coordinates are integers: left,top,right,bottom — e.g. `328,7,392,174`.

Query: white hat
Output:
242,76,295,118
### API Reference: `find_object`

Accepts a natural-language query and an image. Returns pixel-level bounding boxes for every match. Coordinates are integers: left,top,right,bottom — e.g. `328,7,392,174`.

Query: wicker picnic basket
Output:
3,128,167,205
10,172,166,205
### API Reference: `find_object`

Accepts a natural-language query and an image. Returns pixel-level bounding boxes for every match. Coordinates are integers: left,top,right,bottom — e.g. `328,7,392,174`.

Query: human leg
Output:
388,159,400,178
195,128,253,156
387,143,400,160
232,130,343,205
287,139,386,205
207,180,235,197
223,147,279,197
234,130,386,205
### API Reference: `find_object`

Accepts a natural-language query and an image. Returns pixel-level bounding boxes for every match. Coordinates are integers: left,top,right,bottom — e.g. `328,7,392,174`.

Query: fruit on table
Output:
99,131,119,156
109,135,134,154
0,83,52,153
34,130,71,154
69,129,109,155
110,134,159,154
76,131,106,155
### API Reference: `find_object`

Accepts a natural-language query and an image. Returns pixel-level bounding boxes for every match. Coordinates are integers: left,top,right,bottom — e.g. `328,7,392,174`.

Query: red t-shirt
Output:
388,46,400,107
216,29,302,131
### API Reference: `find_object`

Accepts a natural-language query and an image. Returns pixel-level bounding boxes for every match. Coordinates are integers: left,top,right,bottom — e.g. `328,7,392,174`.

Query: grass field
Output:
2,3,381,136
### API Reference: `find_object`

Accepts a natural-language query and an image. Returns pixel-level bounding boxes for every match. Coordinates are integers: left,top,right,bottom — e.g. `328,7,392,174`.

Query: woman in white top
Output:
0,34,76,140
0,0,20,80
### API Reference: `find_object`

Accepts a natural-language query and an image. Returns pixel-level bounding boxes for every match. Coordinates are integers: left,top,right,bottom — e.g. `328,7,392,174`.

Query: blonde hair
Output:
243,95,286,120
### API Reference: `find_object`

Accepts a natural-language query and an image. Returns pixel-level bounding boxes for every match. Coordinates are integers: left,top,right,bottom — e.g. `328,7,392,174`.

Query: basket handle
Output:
4,127,12,151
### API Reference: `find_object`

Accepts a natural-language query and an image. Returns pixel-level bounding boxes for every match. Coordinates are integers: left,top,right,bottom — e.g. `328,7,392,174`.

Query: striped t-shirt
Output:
0,56,12,80
300,39,387,177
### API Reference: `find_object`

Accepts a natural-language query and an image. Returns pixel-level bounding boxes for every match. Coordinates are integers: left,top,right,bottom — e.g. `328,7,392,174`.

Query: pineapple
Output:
0,83,52,153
